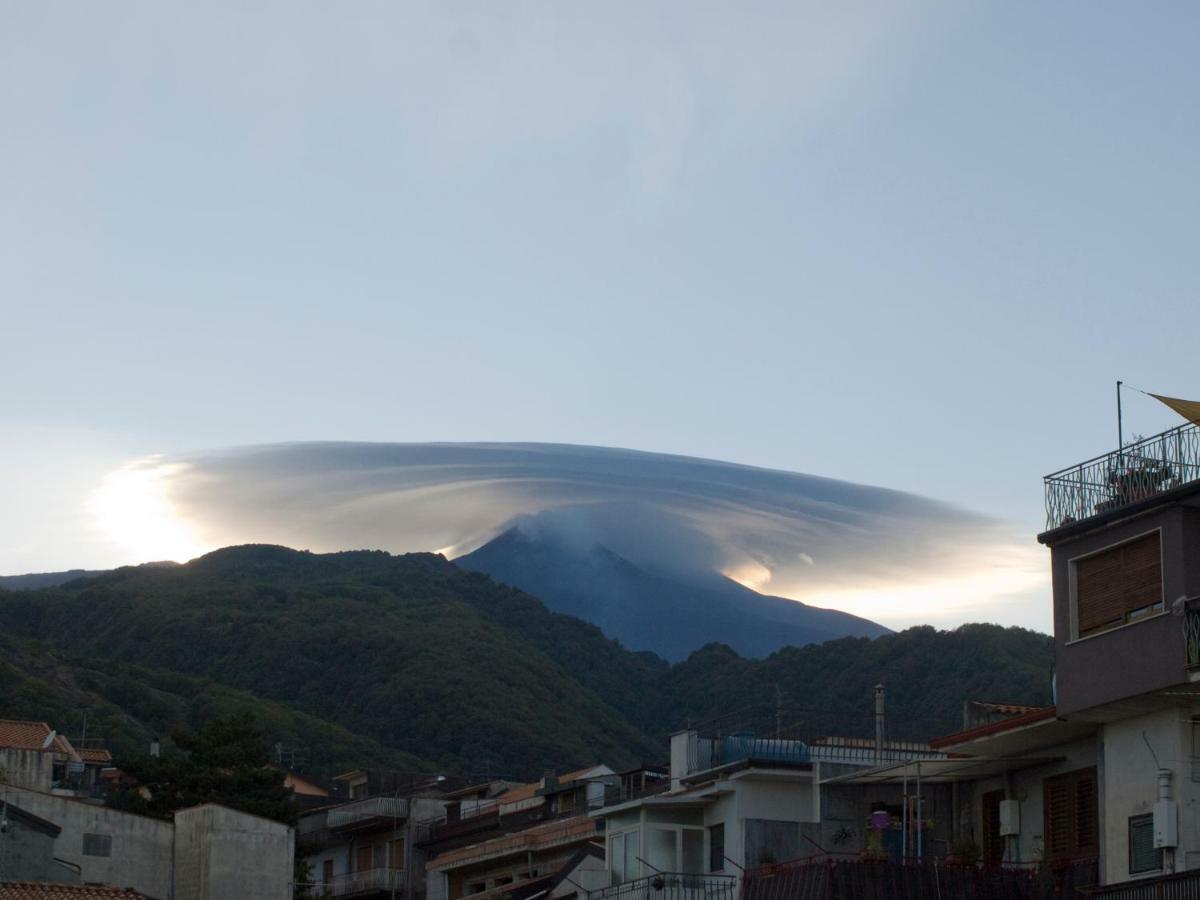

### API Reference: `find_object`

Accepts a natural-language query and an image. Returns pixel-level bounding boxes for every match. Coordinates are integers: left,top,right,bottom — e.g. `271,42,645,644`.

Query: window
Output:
355,843,373,872
1074,533,1162,638
390,838,405,870
1043,768,1098,861
709,823,725,872
1129,815,1162,875
981,790,1005,865
82,833,112,857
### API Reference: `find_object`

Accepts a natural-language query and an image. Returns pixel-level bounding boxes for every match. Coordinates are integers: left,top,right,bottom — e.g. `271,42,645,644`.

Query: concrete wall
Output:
302,843,350,891
0,809,78,883
0,748,54,792
173,804,294,900
1100,708,1200,885
4,784,174,898
965,736,1098,867
1049,506,1191,715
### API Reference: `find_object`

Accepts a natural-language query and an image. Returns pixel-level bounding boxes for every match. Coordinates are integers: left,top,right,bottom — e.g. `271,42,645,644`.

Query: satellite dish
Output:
41,730,56,750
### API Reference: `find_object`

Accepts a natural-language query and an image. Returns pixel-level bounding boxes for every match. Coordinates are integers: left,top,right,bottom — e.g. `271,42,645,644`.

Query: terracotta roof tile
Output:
494,765,601,806
77,748,113,765
0,884,150,899
0,720,82,760
929,706,1058,749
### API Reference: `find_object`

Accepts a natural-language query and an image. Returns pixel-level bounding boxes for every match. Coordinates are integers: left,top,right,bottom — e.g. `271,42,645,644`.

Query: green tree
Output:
110,712,295,824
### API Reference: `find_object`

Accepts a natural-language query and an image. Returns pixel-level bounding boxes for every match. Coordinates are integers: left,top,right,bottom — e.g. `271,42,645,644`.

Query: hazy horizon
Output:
5,3,1200,633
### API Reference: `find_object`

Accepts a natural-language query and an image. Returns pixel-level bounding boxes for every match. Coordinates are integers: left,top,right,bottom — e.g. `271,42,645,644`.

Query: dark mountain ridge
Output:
0,545,1053,781
456,526,890,661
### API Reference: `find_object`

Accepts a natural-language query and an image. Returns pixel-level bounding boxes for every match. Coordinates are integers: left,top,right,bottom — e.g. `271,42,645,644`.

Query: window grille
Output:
1129,814,1162,875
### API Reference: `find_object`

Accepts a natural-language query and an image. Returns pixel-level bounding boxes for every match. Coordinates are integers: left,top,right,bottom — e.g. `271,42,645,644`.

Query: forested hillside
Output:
0,545,1053,780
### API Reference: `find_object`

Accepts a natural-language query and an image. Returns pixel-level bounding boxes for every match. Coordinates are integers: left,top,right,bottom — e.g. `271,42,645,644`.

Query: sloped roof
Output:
495,765,605,806
0,720,78,758
0,884,149,899
929,706,1058,749
427,815,599,871
76,748,114,765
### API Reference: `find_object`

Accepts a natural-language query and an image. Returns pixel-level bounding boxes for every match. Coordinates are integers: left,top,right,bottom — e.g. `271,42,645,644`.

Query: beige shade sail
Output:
1150,393,1200,426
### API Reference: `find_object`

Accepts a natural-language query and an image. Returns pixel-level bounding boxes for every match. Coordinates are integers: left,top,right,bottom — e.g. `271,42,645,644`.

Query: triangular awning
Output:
1150,393,1200,426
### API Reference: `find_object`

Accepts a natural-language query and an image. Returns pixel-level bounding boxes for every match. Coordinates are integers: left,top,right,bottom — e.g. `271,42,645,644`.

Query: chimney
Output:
150,737,160,758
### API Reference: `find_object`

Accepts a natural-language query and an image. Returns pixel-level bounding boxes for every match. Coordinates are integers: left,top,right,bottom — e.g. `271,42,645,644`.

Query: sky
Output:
4,2,1200,632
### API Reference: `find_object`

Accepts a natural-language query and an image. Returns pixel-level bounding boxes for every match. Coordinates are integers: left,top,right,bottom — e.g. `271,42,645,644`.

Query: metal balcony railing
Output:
1087,867,1200,898
1044,422,1200,530
327,796,409,830
684,731,941,778
322,867,406,897
588,873,736,900
1183,599,1200,669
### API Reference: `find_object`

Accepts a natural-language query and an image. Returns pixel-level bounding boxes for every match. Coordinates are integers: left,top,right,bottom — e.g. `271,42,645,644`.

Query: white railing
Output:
327,796,409,829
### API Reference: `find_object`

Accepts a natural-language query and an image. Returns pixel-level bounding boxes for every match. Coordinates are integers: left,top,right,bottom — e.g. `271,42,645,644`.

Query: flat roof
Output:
820,756,1065,786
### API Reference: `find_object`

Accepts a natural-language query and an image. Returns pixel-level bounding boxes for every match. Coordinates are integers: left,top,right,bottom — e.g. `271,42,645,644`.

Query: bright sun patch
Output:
88,457,207,564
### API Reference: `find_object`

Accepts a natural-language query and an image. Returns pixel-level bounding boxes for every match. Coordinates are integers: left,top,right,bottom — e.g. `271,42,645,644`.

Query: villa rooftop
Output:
1043,420,1200,531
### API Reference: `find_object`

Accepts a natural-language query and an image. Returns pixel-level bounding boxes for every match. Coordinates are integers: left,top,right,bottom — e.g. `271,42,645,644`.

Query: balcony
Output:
328,797,410,832
679,708,942,780
588,873,735,900
740,858,1098,900
321,867,406,897
1044,422,1200,530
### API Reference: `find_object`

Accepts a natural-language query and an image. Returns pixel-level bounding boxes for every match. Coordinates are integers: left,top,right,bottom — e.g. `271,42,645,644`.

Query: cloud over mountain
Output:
91,442,1044,627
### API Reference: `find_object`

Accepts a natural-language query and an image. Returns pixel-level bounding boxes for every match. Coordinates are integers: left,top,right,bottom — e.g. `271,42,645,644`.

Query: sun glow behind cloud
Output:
82,442,1050,630
87,457,209,564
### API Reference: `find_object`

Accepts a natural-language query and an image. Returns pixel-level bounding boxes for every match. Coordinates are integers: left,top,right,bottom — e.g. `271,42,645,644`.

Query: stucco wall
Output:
4,784,174,898
1050,508,1189,716
0,812,78,883
966,736,1098,866
173,804,294,900
302,844,350,891
1101,708,1198,885
0,748,54,792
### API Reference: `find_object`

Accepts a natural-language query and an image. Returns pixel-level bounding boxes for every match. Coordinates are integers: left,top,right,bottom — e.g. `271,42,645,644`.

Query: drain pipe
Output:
875,684,886,766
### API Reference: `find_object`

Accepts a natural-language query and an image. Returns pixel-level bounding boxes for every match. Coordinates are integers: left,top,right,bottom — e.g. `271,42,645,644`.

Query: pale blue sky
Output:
3,3,1199,630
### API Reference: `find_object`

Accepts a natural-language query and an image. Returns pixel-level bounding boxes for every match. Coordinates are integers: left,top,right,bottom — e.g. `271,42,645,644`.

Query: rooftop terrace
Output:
1043,421,1200,530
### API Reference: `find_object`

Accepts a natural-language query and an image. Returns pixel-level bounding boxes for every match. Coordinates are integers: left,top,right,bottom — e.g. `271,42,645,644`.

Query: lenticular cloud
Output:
106,442,1039,619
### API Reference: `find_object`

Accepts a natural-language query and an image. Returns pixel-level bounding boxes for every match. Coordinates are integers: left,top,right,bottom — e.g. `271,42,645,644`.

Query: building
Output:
1,783,294,899
589,712,941,899
0,721,112,799
297,776,449,899
815,411,1200,896
422,767,617,900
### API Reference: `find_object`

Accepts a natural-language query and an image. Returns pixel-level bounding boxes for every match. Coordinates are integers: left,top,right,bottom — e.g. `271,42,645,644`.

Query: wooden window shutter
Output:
1043,768,1098,861
981,790,1005,865
1043,775,1071,860
1074,770,1098,854
1076,533,1162,636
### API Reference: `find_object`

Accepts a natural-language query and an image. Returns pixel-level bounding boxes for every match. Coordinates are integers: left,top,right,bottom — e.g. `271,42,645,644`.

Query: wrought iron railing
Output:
588,873,736,900
1044,422,1200,530
1184,600,1200,669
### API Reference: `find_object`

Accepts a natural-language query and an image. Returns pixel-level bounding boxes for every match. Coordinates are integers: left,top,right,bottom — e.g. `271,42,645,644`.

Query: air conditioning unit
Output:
999,799,1020,836
1154,799,1178,849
